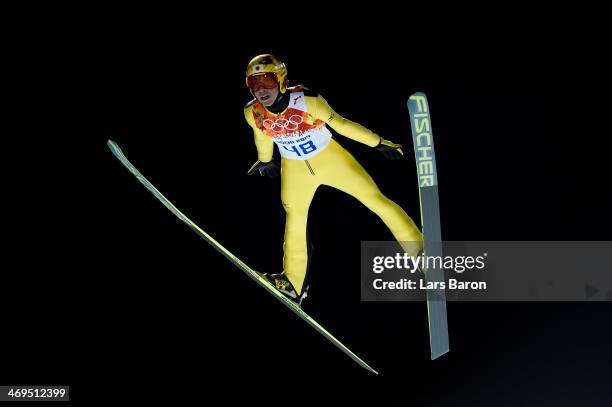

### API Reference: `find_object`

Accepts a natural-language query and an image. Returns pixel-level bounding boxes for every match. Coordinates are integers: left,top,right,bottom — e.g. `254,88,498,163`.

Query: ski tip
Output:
407,92,427,108
409,91,426,99
107,140,123,157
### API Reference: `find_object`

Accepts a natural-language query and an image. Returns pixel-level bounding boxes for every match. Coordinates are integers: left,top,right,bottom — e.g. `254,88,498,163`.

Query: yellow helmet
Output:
245,54,288,94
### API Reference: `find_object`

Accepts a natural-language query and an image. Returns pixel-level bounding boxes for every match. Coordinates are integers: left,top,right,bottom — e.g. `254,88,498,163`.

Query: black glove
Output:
376,138,404,160
247,159,280,178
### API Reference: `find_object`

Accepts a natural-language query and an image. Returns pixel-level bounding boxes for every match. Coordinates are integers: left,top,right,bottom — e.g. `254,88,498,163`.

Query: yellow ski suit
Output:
244,87,422,294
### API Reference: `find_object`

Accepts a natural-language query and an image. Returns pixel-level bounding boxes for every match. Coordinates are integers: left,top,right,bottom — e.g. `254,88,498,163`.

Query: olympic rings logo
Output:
263,115,304,133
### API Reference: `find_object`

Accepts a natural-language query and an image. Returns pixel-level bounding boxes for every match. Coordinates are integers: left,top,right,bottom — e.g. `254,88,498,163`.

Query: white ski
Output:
107,140,378,374
407,93,450,359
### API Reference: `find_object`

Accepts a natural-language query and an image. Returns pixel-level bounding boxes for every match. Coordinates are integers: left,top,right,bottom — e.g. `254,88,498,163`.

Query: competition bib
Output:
252,91,332,160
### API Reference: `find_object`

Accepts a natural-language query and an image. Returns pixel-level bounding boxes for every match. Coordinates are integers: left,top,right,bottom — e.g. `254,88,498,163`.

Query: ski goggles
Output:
247,72,278,92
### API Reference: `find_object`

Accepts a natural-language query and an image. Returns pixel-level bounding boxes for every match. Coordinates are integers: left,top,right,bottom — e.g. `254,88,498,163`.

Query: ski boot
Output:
257,272,309,307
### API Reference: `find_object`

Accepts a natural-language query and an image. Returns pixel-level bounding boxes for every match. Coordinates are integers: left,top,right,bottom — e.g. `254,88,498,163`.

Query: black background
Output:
3,8,611,405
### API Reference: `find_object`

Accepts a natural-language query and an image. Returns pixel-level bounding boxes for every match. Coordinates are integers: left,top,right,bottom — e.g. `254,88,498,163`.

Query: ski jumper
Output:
244,87,423,294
